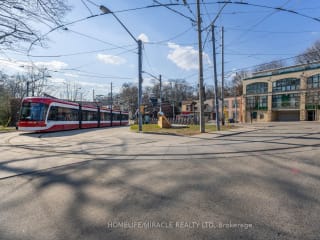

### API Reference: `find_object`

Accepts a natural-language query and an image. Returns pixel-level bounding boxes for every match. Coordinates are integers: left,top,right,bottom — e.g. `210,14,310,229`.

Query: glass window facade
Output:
306,92,320,109
272,78,300,92
246,95,267,110
272,93,300,109
307,74,320,89
246,82,268,95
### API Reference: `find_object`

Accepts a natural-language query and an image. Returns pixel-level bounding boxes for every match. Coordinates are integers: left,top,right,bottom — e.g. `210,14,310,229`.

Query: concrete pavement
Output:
0,122,320,239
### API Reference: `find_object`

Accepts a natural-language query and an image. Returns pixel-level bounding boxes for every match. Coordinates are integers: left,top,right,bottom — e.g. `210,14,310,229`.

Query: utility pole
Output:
138,39,143,132
171,81,175,119
196,0,205,133
110,82,113,126
159,74,162,113
234,87,237,123
234,72,238,123
110,82,113,111
206,2,228,129
221,26,225,126
31,67,35,97
26,81,30,97
212,24,220,131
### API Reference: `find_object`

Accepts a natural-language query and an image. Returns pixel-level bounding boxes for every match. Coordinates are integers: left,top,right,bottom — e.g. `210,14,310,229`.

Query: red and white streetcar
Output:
18,97,129,132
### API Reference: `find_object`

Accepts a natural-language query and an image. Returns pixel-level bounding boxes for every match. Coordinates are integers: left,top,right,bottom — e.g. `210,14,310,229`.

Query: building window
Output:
307,74,320,89
272,78,300,93
246,82,268,95
246,95,267,110
232,99,239,108
306,91,320,109
272,93,300,109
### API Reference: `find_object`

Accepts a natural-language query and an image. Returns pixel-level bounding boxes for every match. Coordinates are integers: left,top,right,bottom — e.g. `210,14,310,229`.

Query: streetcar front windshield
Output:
20,102,48,121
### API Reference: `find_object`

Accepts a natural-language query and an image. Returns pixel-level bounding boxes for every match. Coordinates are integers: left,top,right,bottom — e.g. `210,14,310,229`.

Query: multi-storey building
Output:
243,61,320,122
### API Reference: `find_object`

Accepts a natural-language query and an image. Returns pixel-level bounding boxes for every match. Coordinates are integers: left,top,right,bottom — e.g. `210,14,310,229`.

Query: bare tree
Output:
253,60,285,72
0,0,70,50
119,83,138,116
232,70,248,96
0,71,27,126
296,40,320,64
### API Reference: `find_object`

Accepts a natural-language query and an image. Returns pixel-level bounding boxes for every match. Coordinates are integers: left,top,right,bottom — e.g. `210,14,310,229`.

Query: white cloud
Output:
49,77,66,84
0,59,26,72
167,42,210,71
142,76,155,87
64,73,79,78
138,33,149,43
80,81,106,88
34,60,68,70
0,59,68,73
97,54,126,65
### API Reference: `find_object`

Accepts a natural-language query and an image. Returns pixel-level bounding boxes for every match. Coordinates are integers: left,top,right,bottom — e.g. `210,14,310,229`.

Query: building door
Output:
307,110,316,121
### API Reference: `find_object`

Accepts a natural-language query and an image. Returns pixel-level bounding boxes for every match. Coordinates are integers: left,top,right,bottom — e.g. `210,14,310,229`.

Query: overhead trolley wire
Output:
203,1,320,23
27,46,137,58
153,0,196,24
81,0,94,15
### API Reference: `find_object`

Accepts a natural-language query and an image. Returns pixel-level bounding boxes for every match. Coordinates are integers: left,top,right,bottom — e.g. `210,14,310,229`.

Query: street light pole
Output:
100,5,143,132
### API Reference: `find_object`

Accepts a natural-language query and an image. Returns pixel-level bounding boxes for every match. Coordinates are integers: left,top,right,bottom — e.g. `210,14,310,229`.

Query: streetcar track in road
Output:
0,145,317,182
2,125,320,182
4,130,320,157
3,128,320,160
0,158,93,181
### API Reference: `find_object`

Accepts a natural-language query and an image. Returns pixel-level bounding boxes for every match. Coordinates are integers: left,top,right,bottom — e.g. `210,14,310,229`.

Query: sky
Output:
0,0,320,100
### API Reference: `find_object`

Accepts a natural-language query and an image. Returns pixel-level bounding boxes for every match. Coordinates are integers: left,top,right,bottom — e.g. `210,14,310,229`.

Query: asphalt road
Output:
0,122,320,240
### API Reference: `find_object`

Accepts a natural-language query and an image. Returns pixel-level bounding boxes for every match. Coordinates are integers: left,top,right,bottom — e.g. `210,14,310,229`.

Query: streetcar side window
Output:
48,106,79,121
82,110,98,121
113,113,120,121
102,112,111,121
48,106,58,120
122,114,128,121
